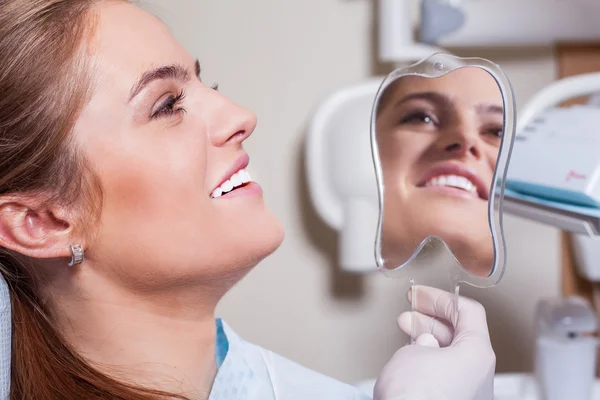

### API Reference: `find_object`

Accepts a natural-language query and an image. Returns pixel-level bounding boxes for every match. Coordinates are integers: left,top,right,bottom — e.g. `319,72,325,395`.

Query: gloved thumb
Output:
415,333,439,347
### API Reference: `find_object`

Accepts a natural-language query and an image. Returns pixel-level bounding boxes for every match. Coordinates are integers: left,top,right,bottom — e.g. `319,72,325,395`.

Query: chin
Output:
257,217,285,260
238,212,285,268
193,217,284,291
456,250,495,277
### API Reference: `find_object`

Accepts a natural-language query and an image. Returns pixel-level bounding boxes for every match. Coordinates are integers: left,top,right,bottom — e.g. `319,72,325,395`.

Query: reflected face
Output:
376,68,503,276
71,2,284,293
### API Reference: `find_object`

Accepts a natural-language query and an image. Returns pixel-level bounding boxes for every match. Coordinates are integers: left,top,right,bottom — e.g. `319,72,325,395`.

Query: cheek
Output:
101,164,207,258
484,146,500,171
85,126,210,237
491,143,500,161
381,133,427,186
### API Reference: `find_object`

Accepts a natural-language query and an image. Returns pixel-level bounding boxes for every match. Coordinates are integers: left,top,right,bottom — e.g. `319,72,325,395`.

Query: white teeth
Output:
230,173,242,187
239,170,250,184
210,168,253,198
221,180,234,192
424,175,477,194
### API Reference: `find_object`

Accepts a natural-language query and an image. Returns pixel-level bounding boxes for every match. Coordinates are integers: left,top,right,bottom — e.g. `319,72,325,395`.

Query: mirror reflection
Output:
375,67,504,277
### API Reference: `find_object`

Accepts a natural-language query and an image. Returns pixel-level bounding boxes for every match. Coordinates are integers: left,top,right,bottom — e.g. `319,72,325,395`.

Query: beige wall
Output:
143,0,562,384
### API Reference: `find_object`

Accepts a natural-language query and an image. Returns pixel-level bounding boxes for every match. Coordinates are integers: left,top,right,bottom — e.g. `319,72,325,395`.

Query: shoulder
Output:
220,320,372,400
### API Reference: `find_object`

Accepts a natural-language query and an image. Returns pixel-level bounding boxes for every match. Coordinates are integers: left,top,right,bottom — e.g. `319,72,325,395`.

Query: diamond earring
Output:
68,244,84,267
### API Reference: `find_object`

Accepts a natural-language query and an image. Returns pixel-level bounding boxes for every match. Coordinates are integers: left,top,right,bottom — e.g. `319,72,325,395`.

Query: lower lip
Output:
214,182,263,199
420,185,485,200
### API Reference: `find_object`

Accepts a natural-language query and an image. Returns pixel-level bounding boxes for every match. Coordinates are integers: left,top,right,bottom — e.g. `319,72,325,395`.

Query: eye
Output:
151,90,186,119
400,111,438,126
483,124,503,138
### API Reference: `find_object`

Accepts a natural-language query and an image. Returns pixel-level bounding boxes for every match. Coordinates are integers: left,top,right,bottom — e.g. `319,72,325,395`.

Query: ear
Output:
0,197,81,261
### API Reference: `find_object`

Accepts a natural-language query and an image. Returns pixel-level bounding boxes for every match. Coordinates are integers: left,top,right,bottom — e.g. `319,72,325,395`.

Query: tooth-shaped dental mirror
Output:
371,53,516,287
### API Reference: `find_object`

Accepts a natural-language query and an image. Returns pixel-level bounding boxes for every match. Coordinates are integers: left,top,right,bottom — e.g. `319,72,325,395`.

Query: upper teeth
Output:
424,175,477,194
211,169,252,198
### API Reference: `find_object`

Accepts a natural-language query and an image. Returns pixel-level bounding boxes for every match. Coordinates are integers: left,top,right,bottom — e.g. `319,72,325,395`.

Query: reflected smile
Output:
424,175,478,194
416,163,489,200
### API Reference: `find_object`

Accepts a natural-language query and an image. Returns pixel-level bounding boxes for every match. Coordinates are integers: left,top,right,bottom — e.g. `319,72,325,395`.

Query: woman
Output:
375,68,504,277
0,1,495,399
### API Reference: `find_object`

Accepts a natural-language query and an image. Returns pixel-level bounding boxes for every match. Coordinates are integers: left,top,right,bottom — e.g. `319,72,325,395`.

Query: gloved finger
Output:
415,333,440,347
398,311,454,347
407,285,490,341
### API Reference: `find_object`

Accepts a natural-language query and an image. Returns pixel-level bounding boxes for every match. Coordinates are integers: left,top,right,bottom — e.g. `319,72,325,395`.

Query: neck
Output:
47,266,224,399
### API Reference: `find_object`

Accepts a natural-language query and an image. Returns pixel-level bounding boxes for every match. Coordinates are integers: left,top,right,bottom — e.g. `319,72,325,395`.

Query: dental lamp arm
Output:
517,72,600,131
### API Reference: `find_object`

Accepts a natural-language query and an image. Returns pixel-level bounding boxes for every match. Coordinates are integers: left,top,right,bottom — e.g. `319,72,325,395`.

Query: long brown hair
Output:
0,1,191,398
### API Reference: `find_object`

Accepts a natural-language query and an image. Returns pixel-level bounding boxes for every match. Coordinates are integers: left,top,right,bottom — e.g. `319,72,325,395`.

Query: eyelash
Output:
484,124,504,138
400,110,438,126
151,89,186,119
151,82,220,119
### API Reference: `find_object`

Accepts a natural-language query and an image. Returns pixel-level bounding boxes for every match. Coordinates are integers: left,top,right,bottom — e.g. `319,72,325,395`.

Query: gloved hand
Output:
373,285,496,400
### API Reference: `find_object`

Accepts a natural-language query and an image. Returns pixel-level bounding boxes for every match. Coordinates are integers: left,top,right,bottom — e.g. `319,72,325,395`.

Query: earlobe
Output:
0,200,76,260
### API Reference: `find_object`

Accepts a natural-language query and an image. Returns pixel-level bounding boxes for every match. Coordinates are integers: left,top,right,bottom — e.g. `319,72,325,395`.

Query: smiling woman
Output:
0,0,288,399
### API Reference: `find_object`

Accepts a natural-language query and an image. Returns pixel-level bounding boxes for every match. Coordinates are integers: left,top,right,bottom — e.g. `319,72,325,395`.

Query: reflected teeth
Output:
424,175,477,194
211,169,252,198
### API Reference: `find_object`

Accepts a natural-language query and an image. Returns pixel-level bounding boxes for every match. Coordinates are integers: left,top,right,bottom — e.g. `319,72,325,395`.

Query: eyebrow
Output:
392,91,503,114
392,91,450,110
475,103,503,114
128,59,202,103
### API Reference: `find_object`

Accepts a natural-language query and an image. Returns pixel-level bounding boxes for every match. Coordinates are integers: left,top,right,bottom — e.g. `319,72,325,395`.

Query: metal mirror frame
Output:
370,52,517,288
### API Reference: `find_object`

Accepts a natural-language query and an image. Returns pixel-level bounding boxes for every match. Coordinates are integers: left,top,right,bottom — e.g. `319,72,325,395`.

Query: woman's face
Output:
376,68,503,276
72,2,284,292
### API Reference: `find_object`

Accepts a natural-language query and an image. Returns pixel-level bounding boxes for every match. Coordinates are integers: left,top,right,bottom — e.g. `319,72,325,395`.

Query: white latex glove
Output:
373,285,496,400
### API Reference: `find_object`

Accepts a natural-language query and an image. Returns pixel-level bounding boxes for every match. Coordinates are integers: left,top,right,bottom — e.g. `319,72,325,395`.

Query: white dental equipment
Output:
506,104,600,218
502,72,600,236
305,79,382,273
534,296,599,400
419,0,600,49
378,0,443,63
502,72,600,284
379,0,600,65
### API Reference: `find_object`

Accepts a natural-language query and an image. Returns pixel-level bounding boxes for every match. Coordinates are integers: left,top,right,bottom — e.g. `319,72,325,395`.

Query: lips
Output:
416,162,490,200
210,153,252,198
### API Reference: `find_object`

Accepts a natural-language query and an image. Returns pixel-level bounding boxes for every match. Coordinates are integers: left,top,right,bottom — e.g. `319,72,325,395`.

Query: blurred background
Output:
141,0,563,385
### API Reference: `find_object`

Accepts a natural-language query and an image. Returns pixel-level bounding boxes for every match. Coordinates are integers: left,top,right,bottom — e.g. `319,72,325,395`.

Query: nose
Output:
208,92,257,147
437,122,482,160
